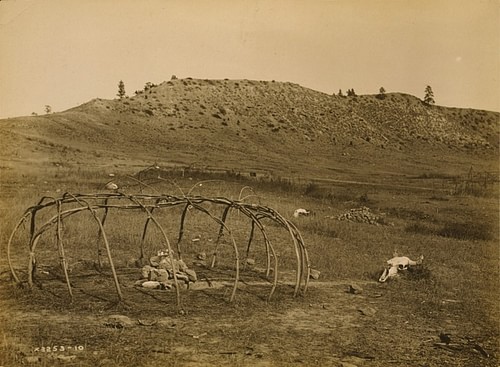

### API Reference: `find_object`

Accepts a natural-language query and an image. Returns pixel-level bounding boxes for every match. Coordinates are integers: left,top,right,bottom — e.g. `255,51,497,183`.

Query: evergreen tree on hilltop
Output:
377,87,386,99
117,80,126,99
423,85,435,105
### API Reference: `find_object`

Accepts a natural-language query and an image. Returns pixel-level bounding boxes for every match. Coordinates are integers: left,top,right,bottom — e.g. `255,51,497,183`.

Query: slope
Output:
0,78,498,179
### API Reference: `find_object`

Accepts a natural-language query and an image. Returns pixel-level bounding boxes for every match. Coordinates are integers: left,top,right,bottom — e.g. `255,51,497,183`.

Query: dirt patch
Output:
1,276,497,366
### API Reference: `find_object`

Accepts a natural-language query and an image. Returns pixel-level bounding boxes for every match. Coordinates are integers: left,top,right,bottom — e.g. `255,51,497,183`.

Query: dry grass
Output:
0,165,499,366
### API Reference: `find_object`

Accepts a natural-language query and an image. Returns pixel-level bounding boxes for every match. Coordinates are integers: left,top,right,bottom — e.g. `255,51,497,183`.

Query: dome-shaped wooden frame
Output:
7,193,310,307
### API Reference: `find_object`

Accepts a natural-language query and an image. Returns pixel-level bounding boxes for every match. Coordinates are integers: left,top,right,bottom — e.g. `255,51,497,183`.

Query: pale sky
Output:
0,0,499,118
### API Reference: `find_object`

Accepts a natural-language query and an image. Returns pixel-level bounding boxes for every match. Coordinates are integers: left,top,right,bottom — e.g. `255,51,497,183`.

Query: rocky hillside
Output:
74,78,499,148
0,78,498,177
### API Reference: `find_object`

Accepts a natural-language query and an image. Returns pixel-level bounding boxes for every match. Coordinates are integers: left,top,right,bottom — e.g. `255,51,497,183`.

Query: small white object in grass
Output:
105,181,118,190
293,208,311,218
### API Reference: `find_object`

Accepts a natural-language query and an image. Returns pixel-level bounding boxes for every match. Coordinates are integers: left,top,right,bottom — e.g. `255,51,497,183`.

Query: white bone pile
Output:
337,206,384,225
378,255,424,282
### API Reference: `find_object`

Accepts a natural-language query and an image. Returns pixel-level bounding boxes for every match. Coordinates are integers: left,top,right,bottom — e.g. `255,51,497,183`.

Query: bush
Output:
405,264,432,281
438,221,493,241
303,182,321,197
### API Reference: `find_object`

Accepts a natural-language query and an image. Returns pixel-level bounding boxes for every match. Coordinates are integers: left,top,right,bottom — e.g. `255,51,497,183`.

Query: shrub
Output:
303,182,322,197
404,264,432,281
438,221,494,241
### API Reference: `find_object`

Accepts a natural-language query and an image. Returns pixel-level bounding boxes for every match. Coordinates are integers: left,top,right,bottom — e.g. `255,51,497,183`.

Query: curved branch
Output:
7,212,31,284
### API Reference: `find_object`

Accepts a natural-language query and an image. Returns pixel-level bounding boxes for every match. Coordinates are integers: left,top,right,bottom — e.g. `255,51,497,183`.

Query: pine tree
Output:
377,87,386,99
423,85,435,105
117,80,126,99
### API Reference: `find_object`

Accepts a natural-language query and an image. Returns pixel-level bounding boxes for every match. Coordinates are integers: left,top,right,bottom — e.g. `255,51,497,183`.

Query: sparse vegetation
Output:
0,78,499,366
143,82,157,93
438,221,494,241
346,88,357,97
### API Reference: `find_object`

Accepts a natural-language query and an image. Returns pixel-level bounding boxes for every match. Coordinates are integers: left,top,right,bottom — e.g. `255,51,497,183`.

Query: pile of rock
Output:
136,250,197,290
337,206,385,225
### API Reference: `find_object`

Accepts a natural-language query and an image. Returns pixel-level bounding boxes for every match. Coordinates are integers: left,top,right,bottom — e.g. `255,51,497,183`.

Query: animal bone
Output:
105,181,118,190
293,208,311,218
378,255,423,282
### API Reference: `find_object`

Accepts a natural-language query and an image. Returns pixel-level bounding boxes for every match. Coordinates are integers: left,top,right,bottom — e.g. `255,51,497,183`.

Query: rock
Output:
246,258,256,266
358,307,376,316
106,315,135,327
177,259,188,271
149,255,161,267
154,269,169,282
142,281,161,289
348,283,363,294
341,362,359,367
158,258,173,271
341,362,358,367
184,269,197,282
309,269,321,280
141,265,154,279
160,281,173,290
148,269,158,281
175,274,190,283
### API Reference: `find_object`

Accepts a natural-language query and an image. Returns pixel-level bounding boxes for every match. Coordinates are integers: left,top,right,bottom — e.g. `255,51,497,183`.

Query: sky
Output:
0,0,499,118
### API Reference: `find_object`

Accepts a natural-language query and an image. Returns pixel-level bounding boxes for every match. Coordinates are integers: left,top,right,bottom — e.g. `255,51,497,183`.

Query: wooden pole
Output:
211,205,231,268
56,201,73,300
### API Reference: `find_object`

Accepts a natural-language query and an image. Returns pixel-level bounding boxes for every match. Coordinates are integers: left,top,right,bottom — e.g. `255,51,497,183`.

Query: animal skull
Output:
293,208,311,218
378,255,424,282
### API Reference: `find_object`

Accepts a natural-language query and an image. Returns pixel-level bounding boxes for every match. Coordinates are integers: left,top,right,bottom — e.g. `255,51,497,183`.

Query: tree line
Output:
335,85,435,105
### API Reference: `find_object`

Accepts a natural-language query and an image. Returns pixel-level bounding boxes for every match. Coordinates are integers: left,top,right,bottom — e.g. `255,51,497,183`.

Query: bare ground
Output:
0,265,497,367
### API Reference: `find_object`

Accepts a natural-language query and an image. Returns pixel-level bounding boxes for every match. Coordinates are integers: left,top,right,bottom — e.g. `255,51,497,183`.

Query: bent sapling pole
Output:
7,193,310,305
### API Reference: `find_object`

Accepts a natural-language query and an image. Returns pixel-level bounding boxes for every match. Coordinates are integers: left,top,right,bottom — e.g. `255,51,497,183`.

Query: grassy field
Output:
0,164,498,366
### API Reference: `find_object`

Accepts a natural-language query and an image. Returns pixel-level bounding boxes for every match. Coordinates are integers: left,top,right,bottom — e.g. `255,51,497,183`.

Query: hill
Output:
0,78,498,179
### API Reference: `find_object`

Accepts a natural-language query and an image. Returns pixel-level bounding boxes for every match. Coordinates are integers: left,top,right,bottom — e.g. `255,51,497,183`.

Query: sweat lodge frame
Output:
7,192,311,306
